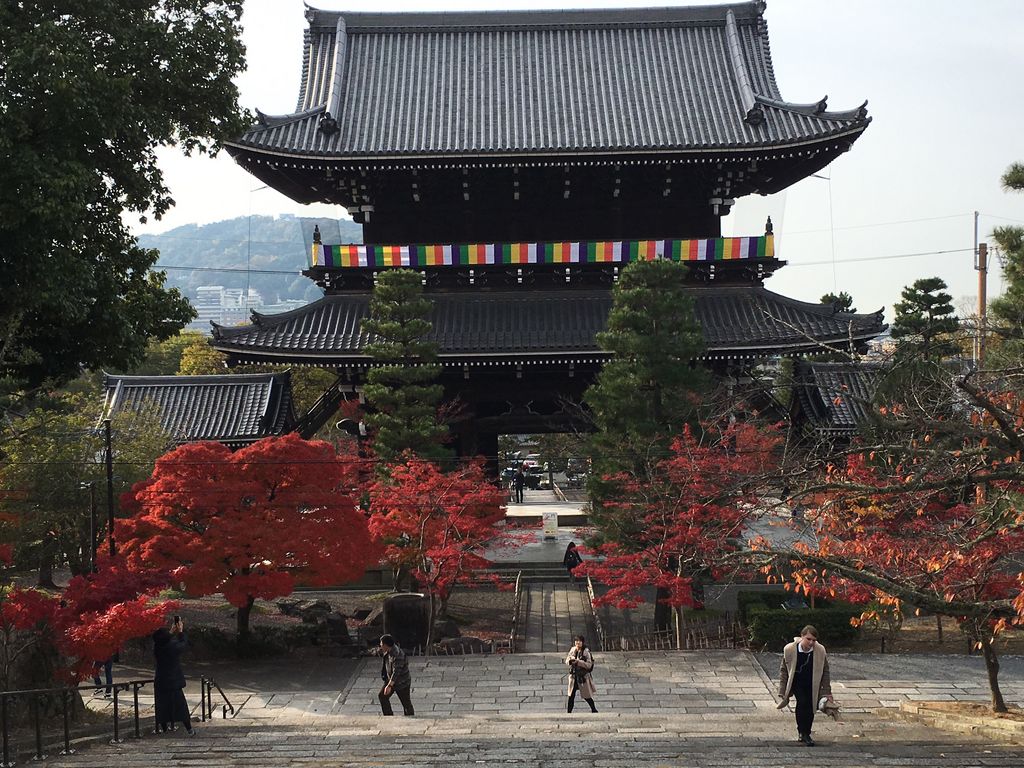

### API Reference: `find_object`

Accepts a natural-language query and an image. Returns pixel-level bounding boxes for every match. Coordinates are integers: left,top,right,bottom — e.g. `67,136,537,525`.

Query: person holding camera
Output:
564,634,598,713
153,615,195,735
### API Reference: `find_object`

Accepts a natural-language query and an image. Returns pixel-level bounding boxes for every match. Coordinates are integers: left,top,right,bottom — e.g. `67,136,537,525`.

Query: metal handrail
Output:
0,678,157,765
199,677,234,721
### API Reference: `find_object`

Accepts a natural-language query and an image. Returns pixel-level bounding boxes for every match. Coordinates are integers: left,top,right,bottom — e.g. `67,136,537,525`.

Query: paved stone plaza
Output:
44,650,1024,766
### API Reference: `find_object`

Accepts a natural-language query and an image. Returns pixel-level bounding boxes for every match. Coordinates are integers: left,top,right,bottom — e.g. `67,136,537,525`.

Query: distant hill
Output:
138,215,363,304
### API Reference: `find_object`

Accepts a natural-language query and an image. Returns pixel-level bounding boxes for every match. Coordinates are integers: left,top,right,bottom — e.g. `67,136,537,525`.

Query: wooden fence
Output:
602,615,747,652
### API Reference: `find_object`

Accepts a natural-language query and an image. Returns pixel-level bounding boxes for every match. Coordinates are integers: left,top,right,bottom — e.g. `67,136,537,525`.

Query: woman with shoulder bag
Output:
564,635,598,713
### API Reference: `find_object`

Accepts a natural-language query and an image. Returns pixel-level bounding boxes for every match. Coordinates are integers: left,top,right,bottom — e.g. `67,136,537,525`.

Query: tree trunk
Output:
654,587,671,630
236,595,255,647
425,591,437,656
673,605,685,650
979,635,1008,713
37,544,56,588
935,614,943,644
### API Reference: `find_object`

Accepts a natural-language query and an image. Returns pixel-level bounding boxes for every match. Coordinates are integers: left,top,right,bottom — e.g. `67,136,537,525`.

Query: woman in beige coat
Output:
565,635,598,713
777,625,833,746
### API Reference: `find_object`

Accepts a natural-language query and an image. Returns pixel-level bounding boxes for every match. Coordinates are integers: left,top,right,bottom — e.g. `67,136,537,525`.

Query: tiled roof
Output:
793,361,882,434
210,288,885,363
102,372,296,446
232,3,869,159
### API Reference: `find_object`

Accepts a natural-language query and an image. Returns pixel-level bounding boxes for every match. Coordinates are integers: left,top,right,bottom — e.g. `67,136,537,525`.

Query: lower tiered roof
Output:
210,288,885,367
791,361,883,436
102,372,296,447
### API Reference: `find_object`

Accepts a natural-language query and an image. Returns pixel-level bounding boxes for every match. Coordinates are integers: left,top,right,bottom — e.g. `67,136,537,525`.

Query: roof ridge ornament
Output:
318,111,339,136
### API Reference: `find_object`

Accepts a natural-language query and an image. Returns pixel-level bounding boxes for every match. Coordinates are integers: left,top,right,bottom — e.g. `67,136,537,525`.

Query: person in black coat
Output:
512,467,526,504
563,542,584,583
153,617,195,735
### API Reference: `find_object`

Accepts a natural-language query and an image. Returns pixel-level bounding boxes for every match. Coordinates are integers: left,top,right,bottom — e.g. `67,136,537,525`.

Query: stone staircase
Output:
40,651,1024,767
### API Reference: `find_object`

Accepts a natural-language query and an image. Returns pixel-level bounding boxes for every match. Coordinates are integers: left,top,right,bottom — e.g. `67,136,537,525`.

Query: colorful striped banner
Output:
310,236,774,268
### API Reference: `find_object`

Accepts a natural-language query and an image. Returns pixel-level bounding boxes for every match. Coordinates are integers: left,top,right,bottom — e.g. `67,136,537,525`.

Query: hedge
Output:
736,590,788,624
738,591,861,651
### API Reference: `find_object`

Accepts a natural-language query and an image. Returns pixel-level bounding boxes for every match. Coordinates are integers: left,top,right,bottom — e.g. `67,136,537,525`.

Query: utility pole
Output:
80,481,98,572
88,482,98,572
103,418,116,557
975,242,988,366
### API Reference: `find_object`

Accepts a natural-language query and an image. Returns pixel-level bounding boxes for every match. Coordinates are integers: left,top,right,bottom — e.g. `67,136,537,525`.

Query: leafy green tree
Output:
0,389,172,584
891,277,959,360
0,2,248,390
361,270,448,465
129,332,209,376
175,334,338,417
820,291,857,313
177,335,229,377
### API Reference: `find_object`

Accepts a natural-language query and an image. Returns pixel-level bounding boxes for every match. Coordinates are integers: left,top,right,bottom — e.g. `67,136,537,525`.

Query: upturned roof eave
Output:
224,123,870,165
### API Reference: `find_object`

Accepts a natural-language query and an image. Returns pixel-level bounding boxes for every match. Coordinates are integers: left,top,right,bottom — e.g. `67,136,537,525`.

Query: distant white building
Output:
193,286,225,327
189,286,264,331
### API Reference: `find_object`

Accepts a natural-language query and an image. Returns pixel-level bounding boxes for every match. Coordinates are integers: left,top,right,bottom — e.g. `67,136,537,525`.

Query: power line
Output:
154,264,302,275
782,212,971,236
153,246,978,278
141,234,308,246
983,214,1024,226
789,247,974,268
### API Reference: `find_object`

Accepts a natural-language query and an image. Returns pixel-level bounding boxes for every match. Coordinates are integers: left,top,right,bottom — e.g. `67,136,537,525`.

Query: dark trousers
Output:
92,659,113,694
379,684,414,716
155,687,192,732
514,486,524,503
793,681,815,736
567,682,597,713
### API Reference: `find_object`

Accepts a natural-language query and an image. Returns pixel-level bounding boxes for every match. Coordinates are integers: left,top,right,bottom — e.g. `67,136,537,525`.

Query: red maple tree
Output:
772,448,1024,712
368,457,509,648
120,433,378,644
1,557,175,686
583,422,779,643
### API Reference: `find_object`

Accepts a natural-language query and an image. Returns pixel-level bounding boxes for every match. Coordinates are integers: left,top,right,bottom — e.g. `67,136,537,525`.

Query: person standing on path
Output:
565,635,598,713
153,617,195,735
92,653,115,697
378,634,414,716
562,542,583,582
777,625,833,746
512,466,526,504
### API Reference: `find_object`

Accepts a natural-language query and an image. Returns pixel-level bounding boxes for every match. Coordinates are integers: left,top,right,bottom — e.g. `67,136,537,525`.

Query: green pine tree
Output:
891,277,959,360
820,291,857,314
990,163,1024,357
361,270,448,465
584,259,708,532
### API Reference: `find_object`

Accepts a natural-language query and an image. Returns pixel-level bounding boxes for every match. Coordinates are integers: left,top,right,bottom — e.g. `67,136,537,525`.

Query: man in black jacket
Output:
378,634,414,716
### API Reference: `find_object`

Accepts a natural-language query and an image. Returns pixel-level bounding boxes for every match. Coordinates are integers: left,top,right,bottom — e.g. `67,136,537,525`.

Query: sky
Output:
133,0,1024,321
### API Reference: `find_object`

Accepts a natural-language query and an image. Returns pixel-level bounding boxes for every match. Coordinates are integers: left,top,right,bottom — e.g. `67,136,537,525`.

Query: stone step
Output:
41,708,1024,768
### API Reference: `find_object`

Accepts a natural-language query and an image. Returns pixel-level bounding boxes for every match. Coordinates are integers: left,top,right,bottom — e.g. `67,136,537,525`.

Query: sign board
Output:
542,511,559,539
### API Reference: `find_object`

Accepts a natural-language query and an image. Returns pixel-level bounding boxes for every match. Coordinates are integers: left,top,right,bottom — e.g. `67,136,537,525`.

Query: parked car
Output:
523,466,544,489
564,472,587,489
